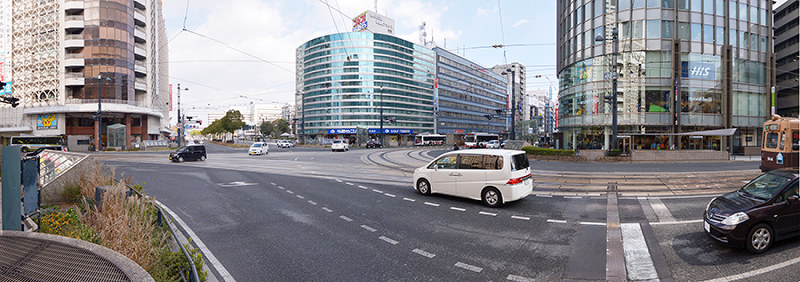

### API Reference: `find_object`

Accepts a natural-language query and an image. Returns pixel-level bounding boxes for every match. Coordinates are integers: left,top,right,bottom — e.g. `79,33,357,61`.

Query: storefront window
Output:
682,88,721,113
645,87,670,112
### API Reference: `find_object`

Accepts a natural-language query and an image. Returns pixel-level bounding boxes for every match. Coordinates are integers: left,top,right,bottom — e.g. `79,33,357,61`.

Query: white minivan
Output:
413,149,532,207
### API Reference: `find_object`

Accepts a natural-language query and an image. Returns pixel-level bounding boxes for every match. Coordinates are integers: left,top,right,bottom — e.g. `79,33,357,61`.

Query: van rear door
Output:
509,153,532,185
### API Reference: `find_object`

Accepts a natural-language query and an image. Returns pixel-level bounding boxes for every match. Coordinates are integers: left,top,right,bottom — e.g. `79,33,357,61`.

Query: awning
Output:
620,128,738,137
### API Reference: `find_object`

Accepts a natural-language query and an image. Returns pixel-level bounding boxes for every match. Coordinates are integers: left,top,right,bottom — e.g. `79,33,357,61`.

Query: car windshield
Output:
251,143,262,147
177,146,187,152
333,140,342,144
740,173,792,200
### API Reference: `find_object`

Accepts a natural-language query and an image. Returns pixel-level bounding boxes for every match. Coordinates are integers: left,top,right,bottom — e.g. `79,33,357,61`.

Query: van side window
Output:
458,154,484,169
429,155,457,169
484,155,503,170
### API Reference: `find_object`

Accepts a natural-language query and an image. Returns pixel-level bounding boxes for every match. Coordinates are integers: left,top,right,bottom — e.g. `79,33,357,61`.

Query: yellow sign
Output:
37,114,57,129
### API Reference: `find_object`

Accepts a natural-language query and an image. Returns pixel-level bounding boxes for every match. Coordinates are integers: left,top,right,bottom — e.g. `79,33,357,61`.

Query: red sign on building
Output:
169,84,173,111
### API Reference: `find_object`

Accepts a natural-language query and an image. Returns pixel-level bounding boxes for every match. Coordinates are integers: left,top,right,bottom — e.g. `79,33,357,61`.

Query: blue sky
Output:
161,0,557,122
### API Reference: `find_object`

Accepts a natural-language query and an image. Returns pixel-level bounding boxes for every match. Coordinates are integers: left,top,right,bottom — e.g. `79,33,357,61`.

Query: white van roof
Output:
440,149,524,157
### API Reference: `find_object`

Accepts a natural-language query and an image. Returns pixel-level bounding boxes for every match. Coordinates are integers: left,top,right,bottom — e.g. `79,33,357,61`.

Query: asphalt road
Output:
104,145,798,281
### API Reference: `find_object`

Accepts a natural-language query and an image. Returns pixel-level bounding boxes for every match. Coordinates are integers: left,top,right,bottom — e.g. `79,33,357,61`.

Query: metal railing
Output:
65,15,83,21
65,53,83,59
66,98,146,107
65,72,84,79
65,34,83,41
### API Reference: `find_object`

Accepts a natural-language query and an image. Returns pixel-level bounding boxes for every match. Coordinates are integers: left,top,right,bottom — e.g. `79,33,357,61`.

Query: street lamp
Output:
176,84,188,147
596,27,619,152
94,75,113,151
378,86,384,145
501,68,517,140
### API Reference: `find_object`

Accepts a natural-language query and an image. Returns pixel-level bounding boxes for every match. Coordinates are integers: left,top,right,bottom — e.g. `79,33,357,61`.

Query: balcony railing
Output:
66,98,146,107
65,15,83,21
65,53,83,59
65,34,83,41
65,73,84,79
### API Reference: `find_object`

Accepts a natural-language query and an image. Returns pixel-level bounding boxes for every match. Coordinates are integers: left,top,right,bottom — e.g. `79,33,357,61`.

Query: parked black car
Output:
704,168,799,253
170,144,207,162
366,140,382,149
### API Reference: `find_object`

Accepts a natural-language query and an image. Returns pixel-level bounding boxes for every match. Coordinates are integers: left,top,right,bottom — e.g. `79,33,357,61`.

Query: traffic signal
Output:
0,95,19,108
198,120,202,125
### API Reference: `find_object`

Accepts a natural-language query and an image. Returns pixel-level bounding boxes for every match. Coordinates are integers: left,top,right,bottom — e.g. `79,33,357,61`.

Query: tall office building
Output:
0,0,169,149
557,0,773,152
433,47,508,135
774,0,798,117
492,62,527,138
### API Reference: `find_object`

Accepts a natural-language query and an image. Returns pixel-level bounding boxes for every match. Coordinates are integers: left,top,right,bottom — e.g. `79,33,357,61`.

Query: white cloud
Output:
511,19,529,28
476,6,498,16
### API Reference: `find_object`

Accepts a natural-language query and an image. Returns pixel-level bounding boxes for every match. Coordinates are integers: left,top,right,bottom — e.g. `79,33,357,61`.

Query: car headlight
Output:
721,212,749,226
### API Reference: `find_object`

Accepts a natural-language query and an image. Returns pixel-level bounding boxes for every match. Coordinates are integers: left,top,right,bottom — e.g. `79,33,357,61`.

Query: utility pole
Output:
379,86,384,145
176,84,187,147
501,68,517,140
596,28,619,152
94,75,112,151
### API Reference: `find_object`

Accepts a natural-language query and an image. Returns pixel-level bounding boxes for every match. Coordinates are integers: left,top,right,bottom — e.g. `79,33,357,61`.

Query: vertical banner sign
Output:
0,60,4,81
169,84,173,111
770,86,775,115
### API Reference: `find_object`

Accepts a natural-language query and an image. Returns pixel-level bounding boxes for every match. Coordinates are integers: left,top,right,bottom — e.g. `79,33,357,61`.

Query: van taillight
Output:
507,173,532,185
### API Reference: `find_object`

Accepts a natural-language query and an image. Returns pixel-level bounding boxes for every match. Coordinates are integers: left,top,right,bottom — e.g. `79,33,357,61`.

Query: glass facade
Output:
296,32,435,138
557,0,772,151
79,0,136,101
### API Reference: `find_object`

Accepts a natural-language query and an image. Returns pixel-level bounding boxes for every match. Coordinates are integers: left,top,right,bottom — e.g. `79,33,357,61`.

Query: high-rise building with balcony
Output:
557,0,774,153
0,0,169,150
774,0,798,117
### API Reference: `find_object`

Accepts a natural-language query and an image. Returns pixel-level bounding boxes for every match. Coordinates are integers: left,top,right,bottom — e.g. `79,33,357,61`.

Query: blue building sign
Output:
681,62,715,80
328,128,414,134
328,128,357,134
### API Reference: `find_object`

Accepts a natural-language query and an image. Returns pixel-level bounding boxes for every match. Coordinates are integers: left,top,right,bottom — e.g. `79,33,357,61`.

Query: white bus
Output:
414,134,446,146
464,133,499,148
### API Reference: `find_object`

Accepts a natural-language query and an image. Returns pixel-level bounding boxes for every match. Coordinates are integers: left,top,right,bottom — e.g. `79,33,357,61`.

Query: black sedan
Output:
704,168,799,253
366,140,382,148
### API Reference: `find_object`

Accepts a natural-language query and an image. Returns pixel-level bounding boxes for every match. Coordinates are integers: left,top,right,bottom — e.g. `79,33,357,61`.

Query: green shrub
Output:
521,146,576,156
607,149,623,157
62,182,83,203
150,243,208,282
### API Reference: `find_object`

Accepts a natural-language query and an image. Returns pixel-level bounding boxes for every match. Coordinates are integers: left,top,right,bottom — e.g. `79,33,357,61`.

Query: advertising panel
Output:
0,81,11,96
37,114,58,129
352,11,394,35
680,61,716,80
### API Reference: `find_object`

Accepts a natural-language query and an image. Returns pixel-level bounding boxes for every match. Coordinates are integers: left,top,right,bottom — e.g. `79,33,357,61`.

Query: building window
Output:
715,26,724,44
632,20,644,39
749,6,757,23
619,0,631,10
729,28,737,47
594,0,604,17
715,0,724,15
621,22,631,39
691,0,702,12
703,0,713,13
682,88,721,113
760,9,766,25
678,0,688,10
739,3,747,20
662,20,674,39
647,20,661,38
662,0,674,8
678,22,690,40
647,0,660,8
594,26,604,44
703,25,714,43
691,23,702,41
729,1,737,20
760,36,767,52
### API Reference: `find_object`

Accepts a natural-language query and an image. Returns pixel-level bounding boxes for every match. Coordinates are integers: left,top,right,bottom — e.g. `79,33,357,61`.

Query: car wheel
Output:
481,187,503,207
416,179,431,195
177,156,184,163
200,155,206,161
746,223,773,253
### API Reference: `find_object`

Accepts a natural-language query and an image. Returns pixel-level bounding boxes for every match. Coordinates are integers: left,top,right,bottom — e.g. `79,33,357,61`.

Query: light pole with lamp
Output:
176,84,188,147
501,68,517,140
94,75,113,151
595,27,619,152
378,86,384,145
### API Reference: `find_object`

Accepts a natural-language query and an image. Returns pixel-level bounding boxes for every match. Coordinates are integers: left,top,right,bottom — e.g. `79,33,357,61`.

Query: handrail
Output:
123,183,201,282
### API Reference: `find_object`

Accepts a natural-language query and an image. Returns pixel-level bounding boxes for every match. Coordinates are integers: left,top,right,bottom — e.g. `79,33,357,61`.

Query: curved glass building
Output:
557,0,773,152
296,32,435,145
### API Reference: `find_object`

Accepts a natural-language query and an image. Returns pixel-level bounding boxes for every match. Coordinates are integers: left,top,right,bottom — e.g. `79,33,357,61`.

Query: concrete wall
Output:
579,150,606,161
631,150,729,161
40,153,93,205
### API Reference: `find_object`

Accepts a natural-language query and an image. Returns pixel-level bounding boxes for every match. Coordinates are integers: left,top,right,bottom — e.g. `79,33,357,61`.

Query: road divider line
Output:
270,182,276,186
511,216,530,220
372,189,384,193
339,215,353,222
703,256,800,282
286,190,294,194
384,193,396,197
358,185,368,189
335,179,343,182
307,200,317,205
536,194,553,198
450,207,466,212
621,223,658,280
346,182,354,186
580,221,606,226
412,248,436,258
648,198,676,222
403,198,416,202
155,200,235,282
379,236,399,245
454,262,483,273
360,225,377,232
322,207,333,213
296,195,304,199
506,274,535,281
649,219,703,225
547,219,567,223
424,202,440,207
277,186,285,189
564,196,582,199
478,211,497,216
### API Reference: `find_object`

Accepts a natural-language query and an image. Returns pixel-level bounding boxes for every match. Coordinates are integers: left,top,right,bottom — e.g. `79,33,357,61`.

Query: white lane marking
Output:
296,195,305,199
372,189,383,193
450,207,466,212
277,186,285,190
311,171,317,174
310,157,314,160
379,236,399,245
384,193,396,197
339,215,353,222
511,216,530,221
358,185,368,189
424,202,440,207
294,157,298,161
536,194,553,198
454,262,483,273
478,211,497,216
580,221,606,226
322,207,333,213
591,196,607,200
403,198,416,202
307,200,317,205
648,198,676,222
360,225,377,232
703,256,800,282
547,219,567,223
564,196,582,199
155,200,236,282
346,182,355,186
652,194,720,200
335,179,343,182
286,190,294,194
619,197,638,200
270,182,276,186
507,274,535,281
621,223,658,280
649,219,703,225
412,248,436,258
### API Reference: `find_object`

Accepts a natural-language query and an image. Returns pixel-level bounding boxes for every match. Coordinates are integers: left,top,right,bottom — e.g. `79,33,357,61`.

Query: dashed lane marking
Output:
454,262,483,273
511,215,530,220
335,179,343,182
307,200,317,205
372,189,384,193
358,185,368,189
403,198,416,202
580,221,606,226
450,207,466,212
322,207,333,213
564,196,582,199
296,195,305,199
649,219,703,225
506,274,535,281
535,194,553,198
277,186,285,190
478,211,497,216
412,248,436,258
286,190,294,194
360,225,377,232
270,182,276,186
379,236,399,245
384,193,396,197
547,219,567,223
339,215,353,222
346,182,355,186
424,202,440,207
703,256,800,282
